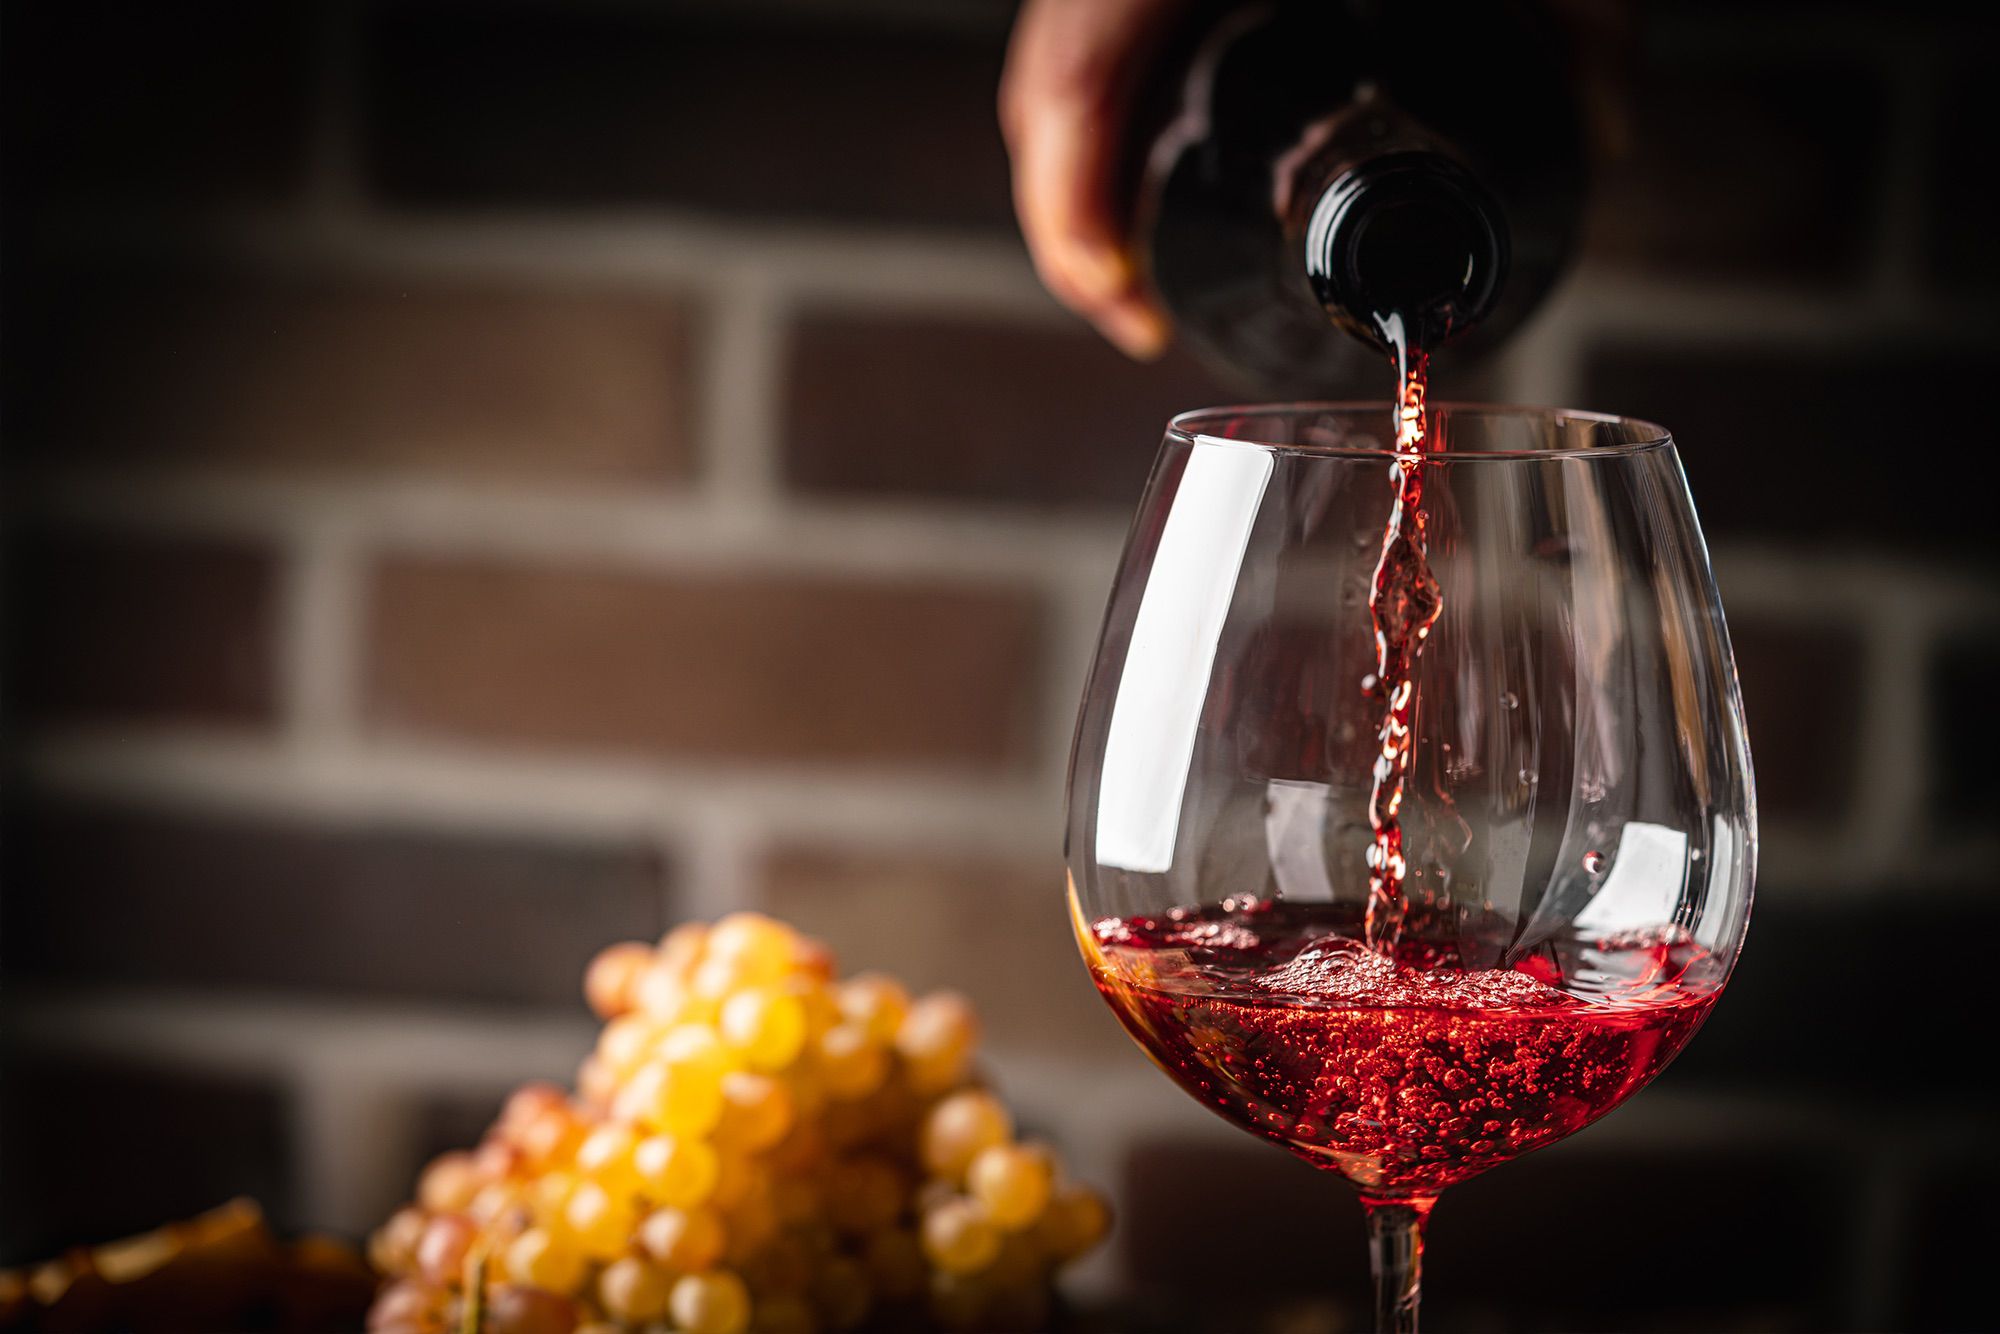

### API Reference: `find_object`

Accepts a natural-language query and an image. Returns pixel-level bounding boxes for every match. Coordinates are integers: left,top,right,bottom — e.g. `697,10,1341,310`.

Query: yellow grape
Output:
720,988,808,1071
531,1170,581,1222
633,1133,720,1208
576,1055,620,1111
920,1090,1012,1181
598,1255,674,1322
368,1206,427,1275
636,958,693,1021
1036,1184,1112,1261
716,1071,793,1152
506,1228,586,1295
658,921,710,973
966,1142,1053,1230
862,1228,927,1302
499,1083,569,1138
670,1270,753,1334
921,1198,1001,1276
638,1205,726,1272
415,1213,477,1286
836,973,909,1045
815,1024,888,1100
469,1181,527,1228
896,992,979,1094
598,1014,662,1077
516,1103,585,1169
585,940,655,1020
565,1180,638,1259
626,1058,726,1138
812,1256,872,1331
707,912,797,981
417,1151,482,1214
575,1124,642,1193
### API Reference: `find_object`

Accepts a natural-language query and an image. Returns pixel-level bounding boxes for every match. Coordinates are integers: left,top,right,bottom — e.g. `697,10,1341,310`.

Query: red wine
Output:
1362,349,1441,952
1080,896,1720,1199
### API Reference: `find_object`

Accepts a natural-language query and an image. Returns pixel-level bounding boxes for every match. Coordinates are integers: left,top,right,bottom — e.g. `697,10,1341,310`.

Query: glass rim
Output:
1166,400,1676,461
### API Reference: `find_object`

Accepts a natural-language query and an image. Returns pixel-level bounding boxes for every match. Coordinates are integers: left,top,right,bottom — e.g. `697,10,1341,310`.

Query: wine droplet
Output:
1582,851,1605,875
1499,691,1519,710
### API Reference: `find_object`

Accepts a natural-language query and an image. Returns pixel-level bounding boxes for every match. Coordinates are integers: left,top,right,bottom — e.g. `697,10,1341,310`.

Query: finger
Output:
1001,0,1178,357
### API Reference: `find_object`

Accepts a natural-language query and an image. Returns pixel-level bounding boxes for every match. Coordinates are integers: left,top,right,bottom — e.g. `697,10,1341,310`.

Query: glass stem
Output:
1362,1195,1435,1334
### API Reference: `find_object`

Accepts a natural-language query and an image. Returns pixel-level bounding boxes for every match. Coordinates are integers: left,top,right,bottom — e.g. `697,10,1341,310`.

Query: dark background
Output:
3,2,1997,1330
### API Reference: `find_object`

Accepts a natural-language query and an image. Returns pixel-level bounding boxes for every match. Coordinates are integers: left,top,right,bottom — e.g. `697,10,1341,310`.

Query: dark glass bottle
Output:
1131,0,1589,393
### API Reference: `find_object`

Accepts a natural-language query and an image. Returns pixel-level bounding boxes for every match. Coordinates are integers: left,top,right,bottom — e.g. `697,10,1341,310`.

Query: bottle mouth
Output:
1304,151,1510,354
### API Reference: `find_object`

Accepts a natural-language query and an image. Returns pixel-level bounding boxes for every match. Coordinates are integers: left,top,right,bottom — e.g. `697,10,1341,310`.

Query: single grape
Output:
633,1133,721,1208
921,1198,1001,1276
575,1124,642,1194
585,940,656,1020
966,1143,1053,1230
920,1090,1012,1181
506,1228,586,1296
369,1206,427,1275
598,1255,674,1322
638,1206,726,1272
836,974,910,1044
1036,1184,1112,1261
721,988,809,1071
564,1181,638,1260
417,1151,482,1214
707,912,798,983
896,992,979,1095
670,1270,753,1334
815,1024,889,1100
415,1214,477,1287
717,1071,794,1152
484,1283,581,1334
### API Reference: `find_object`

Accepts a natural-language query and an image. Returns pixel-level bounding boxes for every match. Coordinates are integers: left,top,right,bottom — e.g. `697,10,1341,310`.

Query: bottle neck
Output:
1270,96,1509,357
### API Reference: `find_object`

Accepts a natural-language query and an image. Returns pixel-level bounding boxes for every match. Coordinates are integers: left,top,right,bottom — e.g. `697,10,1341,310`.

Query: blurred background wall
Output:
2,1,1996,1329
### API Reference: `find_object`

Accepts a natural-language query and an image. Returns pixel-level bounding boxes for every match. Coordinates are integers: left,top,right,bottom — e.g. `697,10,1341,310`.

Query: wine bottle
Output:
1130,0,1588,391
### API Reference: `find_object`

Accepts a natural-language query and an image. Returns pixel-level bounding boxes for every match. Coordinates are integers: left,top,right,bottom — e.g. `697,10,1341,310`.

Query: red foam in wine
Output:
1082,896,1719,1198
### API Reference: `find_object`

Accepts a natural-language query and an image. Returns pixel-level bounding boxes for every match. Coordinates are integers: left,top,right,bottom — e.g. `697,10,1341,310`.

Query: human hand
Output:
998,0,1184,360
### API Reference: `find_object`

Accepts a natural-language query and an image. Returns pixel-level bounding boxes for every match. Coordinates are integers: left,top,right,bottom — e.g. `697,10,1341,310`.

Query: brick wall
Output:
4,2,1996,1328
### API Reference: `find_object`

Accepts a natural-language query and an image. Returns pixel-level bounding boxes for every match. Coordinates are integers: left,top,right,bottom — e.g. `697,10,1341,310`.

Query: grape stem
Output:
1362,1195,1434,1334
460,1246,488,1334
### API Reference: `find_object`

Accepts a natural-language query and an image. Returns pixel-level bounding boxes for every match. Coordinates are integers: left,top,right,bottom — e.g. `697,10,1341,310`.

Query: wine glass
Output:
1064,403,1755,1332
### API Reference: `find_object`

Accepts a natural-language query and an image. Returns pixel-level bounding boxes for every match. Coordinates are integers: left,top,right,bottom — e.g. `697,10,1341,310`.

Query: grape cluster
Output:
367,914,1110,1333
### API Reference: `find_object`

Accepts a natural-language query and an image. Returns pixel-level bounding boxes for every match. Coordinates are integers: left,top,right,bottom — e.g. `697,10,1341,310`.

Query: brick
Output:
0,4,310,206
784,311,1238,507
1668,901,1999,1100
11,267,695,484
361,5,1011,226
1931,634,2000,829
1119,1134,1846,1328
8,527,280,729
1582,342,2000,553
364,558,1044,769
1586,49,1886,282
1928,65,2000,294
1,799,669,1008
1726,621,1865,823
757,846,1124,1058
0,1047,292,1263
1903,1163,2000,1330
